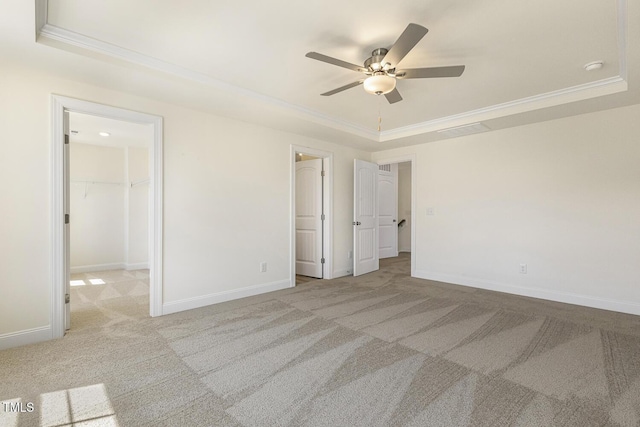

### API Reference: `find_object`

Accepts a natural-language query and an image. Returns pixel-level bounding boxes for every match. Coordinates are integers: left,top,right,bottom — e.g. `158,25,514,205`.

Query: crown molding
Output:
36,22,380,141
617,0,628,81
35,0,628,143
34,0,47,40
378,76,628,141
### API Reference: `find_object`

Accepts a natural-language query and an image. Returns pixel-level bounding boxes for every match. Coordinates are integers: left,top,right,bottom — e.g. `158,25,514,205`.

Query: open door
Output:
295,158,323,278
353,159,379,276
63,111,71,330
378,163,398,259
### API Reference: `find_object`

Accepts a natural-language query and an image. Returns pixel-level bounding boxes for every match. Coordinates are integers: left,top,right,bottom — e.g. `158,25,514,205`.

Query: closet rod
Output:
130,178,150,187
71,180,124,185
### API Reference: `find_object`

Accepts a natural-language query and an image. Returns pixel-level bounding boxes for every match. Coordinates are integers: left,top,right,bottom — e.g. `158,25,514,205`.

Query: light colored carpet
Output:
2,255,640,426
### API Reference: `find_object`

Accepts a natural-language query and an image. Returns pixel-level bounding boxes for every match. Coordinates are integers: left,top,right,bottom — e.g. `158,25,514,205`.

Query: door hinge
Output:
321,214,325,221
321,258,325,264
65,214,70,224
64,134,69,145
321,170,325,177
65,293,70,304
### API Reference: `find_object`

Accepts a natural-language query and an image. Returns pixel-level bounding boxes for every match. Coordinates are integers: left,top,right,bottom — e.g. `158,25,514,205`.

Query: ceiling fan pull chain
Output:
377,94,382,132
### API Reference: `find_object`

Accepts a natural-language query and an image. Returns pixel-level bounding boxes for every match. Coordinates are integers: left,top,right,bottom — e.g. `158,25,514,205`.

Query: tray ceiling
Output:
15,0,639,148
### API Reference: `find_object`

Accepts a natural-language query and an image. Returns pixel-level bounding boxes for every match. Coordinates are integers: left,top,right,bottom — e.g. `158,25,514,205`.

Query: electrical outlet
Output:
348,250,353,259
260,262,267,273
519,263,527,274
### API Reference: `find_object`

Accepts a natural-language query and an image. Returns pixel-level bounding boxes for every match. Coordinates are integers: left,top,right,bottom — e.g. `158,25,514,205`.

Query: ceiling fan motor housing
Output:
364,48,392,72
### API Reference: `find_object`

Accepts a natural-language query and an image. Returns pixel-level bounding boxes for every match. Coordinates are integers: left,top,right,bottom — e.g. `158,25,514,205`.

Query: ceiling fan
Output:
306,23,465,104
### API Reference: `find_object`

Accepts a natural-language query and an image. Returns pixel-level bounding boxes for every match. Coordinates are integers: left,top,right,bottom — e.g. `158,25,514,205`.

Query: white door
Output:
64,111,71,330
353,159,379,276
378,164,398,259
295,158,323,278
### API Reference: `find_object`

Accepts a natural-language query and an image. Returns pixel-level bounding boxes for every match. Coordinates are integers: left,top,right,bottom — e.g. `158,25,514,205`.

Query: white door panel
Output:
353,159,379,276
295,159,323,278
378,163,398,259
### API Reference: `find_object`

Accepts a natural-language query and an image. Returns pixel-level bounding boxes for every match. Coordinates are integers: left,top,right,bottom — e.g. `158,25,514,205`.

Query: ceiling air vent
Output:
437,122,490,138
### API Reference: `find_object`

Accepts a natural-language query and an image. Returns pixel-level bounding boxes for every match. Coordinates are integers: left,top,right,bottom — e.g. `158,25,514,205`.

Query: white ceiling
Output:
68,112,152,148
1,1,638,150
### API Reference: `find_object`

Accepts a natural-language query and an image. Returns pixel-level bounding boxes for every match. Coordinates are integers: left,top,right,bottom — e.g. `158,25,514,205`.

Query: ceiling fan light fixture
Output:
363,74,396,95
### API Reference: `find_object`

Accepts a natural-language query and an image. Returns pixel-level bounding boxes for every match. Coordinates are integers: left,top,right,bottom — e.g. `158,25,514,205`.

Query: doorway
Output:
396,162,412,255
376,155,416,277
290,146,333,285
295,154,323,280
67,112,152,329
378,161,412,259
51,96,163,339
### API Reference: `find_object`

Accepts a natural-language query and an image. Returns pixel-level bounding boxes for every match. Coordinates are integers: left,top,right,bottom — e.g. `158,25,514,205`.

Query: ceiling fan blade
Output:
382,23,429,68
306,52,366,73
396,65,465,79
321,80,364,96
384,88,403,104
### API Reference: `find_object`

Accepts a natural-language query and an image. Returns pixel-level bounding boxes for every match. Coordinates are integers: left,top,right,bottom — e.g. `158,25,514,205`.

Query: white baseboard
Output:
0,326,52,351
415,270,640,316
70,263,125,274
125,262,149,271
70,262,149,273
332,269,353,278
162,279,292,315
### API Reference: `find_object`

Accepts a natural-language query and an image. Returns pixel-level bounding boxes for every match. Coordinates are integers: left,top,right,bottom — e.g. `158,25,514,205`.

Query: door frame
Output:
51,95,164,339
373,154,417,277
290,145,333,283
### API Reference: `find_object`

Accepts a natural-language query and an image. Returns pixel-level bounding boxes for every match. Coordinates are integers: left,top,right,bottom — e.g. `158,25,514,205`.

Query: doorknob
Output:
393,219,396,222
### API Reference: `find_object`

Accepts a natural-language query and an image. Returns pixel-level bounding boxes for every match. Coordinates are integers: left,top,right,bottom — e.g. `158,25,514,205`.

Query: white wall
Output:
0,62,369,344
70,143,126,270
126,147,149,268
69,144,149,273
398,162,411,252
5,57,637,349
373,104,640,315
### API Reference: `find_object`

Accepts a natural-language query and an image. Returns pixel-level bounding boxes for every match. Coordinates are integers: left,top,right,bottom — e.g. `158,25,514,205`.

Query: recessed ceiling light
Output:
584,61,604,71
98,132,110,137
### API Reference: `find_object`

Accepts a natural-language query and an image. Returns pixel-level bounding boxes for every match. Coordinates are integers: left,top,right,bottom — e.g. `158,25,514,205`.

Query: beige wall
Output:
373,104,640,314
0,62,370,343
